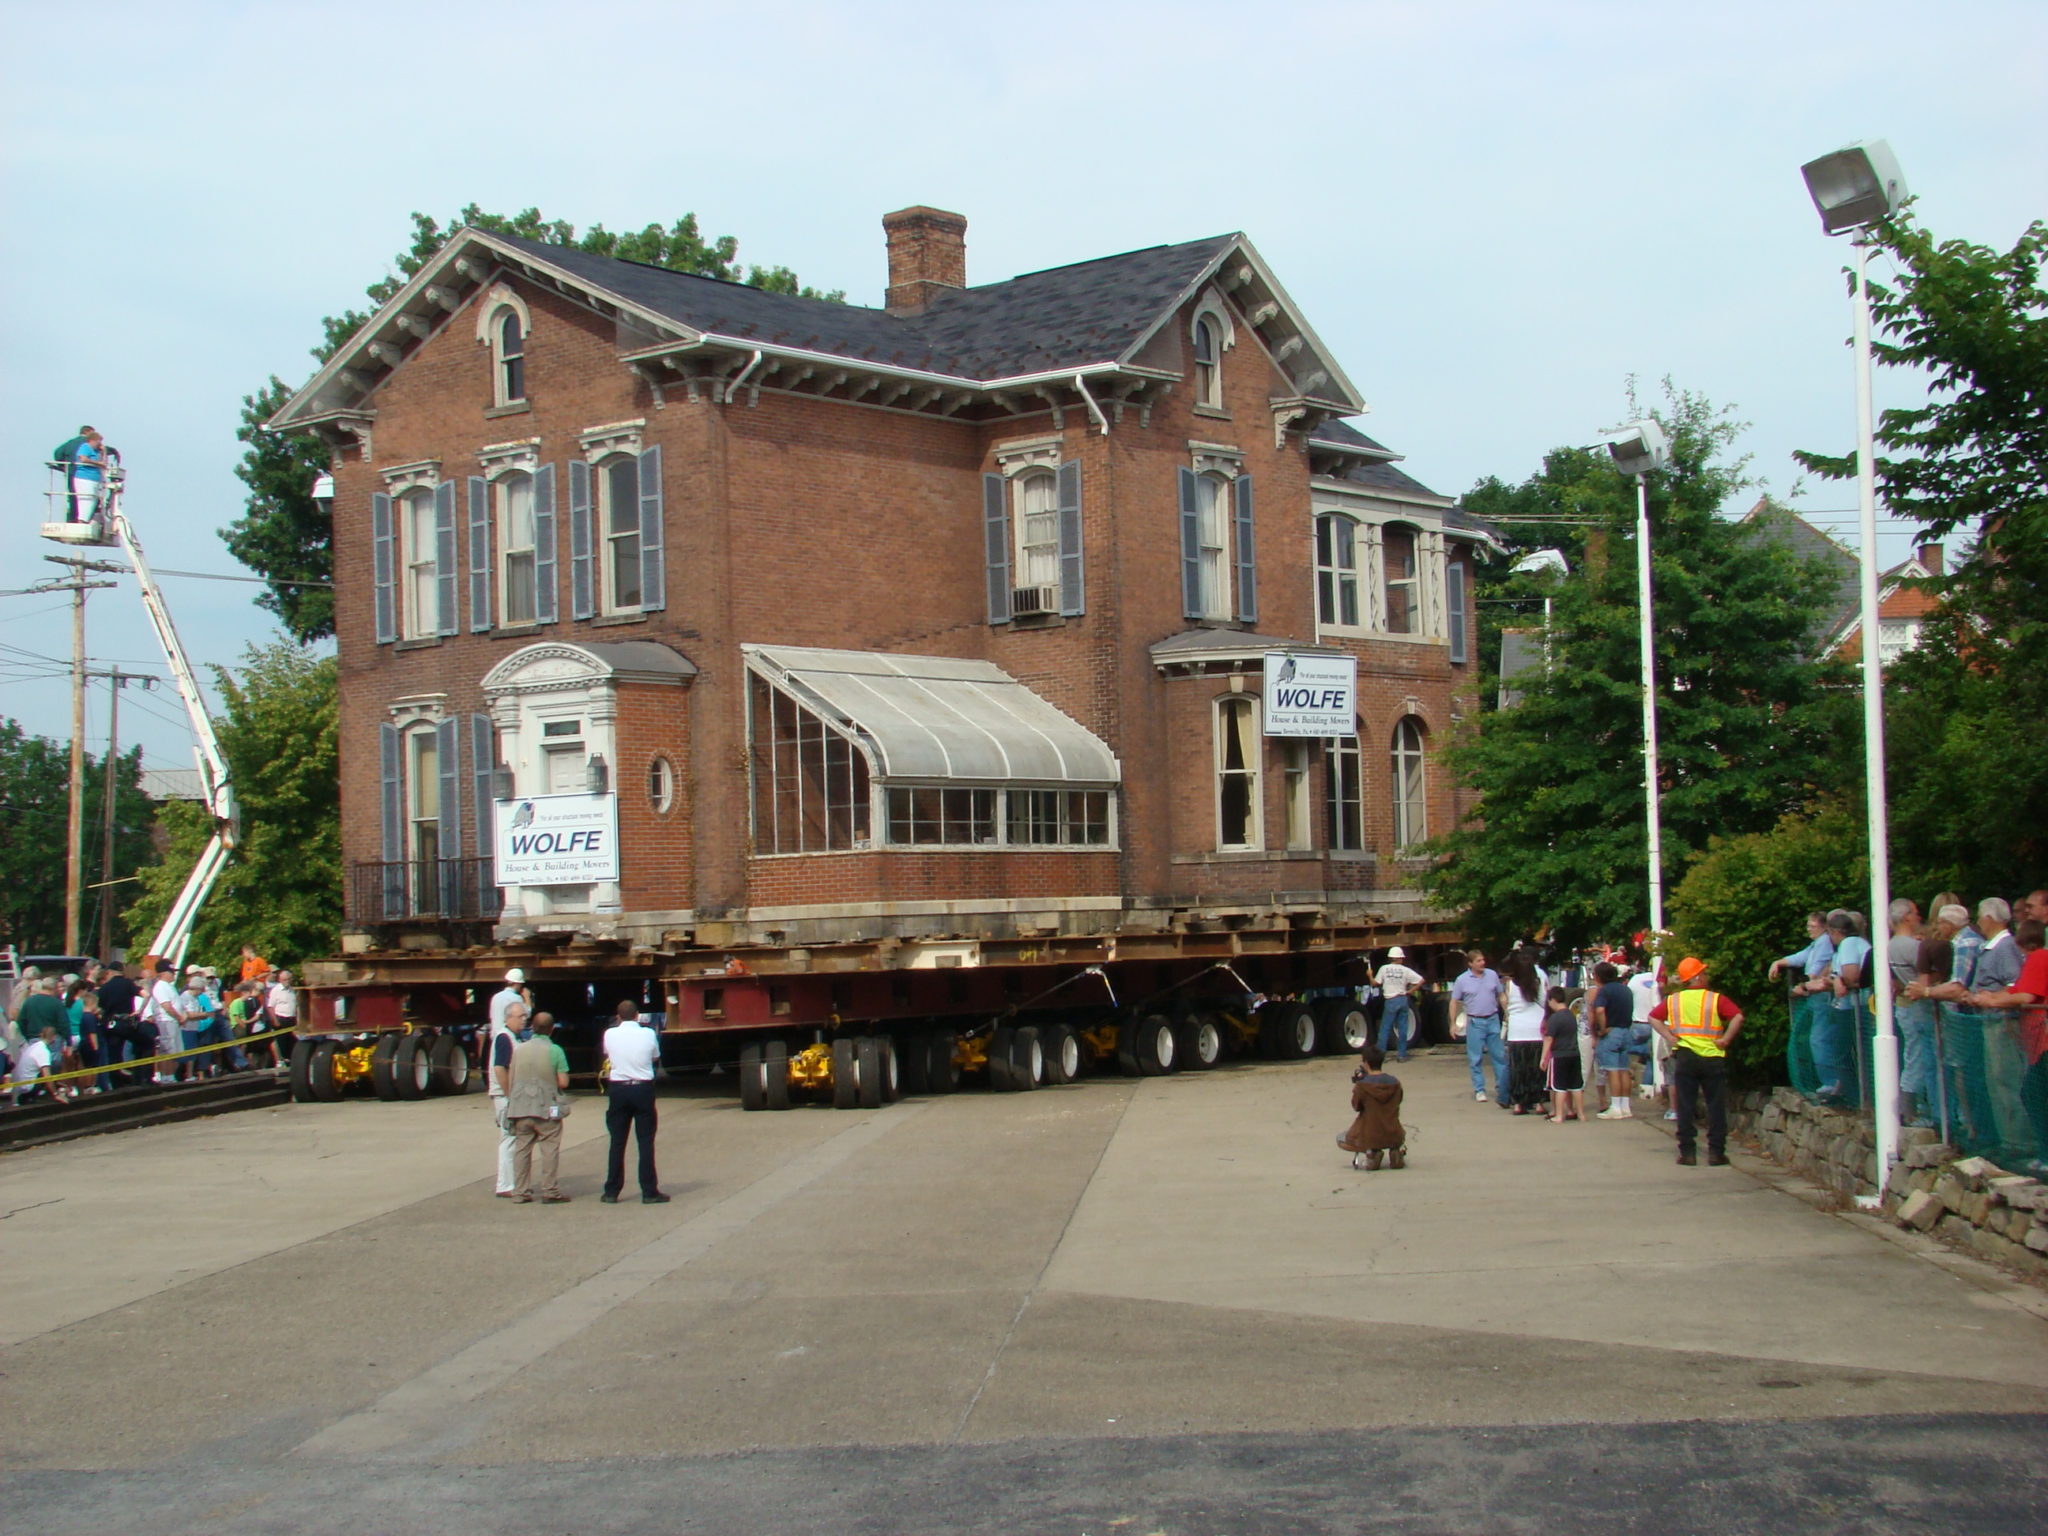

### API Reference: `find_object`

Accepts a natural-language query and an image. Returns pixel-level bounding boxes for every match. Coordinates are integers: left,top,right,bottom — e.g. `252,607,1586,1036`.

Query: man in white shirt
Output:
489,969,529,1035
10,1027,63,1103
601,1001,668,1204
488,1000,528,1197
144,961,188,1085
1628,959,1669,1118
1372,947,1424,1062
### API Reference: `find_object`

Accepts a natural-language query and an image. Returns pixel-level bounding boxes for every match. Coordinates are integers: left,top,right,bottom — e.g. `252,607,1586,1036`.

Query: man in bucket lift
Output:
52,426,107,524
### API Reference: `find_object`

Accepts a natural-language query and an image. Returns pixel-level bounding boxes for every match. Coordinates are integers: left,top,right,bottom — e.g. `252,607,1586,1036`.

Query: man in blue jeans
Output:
1450,949,1509,1106
1373,946,1423,1062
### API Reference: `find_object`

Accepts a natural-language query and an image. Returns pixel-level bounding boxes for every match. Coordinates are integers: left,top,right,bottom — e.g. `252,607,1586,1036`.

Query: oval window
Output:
648,755,676,814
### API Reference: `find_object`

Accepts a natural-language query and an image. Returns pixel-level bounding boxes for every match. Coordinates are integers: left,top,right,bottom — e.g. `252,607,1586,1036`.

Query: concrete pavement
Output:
3,1048,2046,1532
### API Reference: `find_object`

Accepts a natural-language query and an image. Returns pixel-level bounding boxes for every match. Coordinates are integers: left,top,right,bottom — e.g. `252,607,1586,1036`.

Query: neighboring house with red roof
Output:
1826,543,1945,667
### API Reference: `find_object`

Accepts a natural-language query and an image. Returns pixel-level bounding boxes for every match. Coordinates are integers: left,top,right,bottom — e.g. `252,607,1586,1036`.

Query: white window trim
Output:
1010,467,1060,595
1315,510,1362,631
1214,694,1264,851
478,438,540,479
1311,505,1452,643
579,419,646,462
1188,441,1244,479
473,283,532,345
1192,470,1234,622
1391,715,1428,852
1190,291,1235,409
380,459,442,498
993,434,1064,476
595,452,643,616
386,695,448,729
878,784,1119,852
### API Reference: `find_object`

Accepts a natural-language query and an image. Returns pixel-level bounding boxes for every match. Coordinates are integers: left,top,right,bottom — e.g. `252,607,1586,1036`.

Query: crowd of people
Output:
3,944,301,1104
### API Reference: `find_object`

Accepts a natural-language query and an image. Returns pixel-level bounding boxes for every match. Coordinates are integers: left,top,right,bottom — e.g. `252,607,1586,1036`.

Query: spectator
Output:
1590,961,1640,1119
96,963,148,1087
502,1012,573,1203
1968,899,2023,994
2022,890,2048,927
178,967,217,1079
17,979,69,1077
1813,910,1869,1105
1449,950,1509,1107
1650,956,1746,1167
5,964,43,1048
238,944,270,985
1502,950,1550,1115
1904,904,1967,1128
1371,947,1422,1063
265,969,300,1063
1336,1045,1406,1170
1542,986,1585,1124
143,960,187,1085
1885,897,1934,1129
63,975,96,1081
488,1000,526,1198
1628,958,1670,1119
1969,919,2047,1168
9,1025,69,1105
601,1000,668,1204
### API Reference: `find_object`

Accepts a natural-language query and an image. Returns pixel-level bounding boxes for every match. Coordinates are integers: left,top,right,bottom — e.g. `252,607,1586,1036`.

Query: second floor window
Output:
499,473,537,625
1193,472,1229,618
1383,524,1419,634
401,489,439,638
600,456,642,612
1014,471,1059,591
1316,513,1360,627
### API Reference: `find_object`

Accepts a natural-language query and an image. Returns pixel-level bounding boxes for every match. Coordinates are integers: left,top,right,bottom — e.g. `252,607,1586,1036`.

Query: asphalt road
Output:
4,1050,2046,1533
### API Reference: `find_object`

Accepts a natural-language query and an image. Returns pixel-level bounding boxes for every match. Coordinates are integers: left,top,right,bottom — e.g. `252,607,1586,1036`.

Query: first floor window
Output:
601,455,642,611
1325,728,1363,851
752,675,870,853
1004,788,1110,846
1216,696,1260,849
1316,513,1359,627
1391,717,1426,850
1014,471,1059,590
408,728,441,908
1282,741,1311,850
1384,523,1419,634
887,787,997,845
499,472,537,625
402,489,438,638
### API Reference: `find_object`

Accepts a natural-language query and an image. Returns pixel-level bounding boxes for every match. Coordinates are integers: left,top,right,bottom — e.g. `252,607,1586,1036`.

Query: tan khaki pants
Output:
510,1116,563,1198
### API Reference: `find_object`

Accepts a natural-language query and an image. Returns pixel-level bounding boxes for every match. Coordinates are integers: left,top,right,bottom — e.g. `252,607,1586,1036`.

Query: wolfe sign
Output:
1262,652,1358,737
493,792,621,885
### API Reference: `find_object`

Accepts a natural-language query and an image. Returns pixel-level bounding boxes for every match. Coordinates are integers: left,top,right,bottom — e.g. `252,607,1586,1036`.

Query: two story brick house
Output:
271,207,1494,1046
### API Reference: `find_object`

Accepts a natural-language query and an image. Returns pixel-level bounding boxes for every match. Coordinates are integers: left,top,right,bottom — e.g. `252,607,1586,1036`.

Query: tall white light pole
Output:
1801,139,1908,1199
1606,420,1673,936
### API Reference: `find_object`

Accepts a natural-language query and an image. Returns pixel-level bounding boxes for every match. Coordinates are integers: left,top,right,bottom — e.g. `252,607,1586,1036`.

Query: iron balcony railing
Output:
348,857,498,924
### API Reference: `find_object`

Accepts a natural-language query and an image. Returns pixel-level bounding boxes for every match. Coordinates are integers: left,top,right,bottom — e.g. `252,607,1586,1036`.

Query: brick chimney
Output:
882,206,967,313
1915,541,1944,574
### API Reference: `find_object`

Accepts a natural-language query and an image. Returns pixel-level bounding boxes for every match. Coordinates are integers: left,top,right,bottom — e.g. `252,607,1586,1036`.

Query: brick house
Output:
270,207,1496,1029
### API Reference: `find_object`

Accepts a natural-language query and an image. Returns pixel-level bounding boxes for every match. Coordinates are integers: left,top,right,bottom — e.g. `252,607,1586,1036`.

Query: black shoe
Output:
1707,1153,1730,1166
600,1192,621,1204
1676,1151,1697,1166
641,1191,671,1204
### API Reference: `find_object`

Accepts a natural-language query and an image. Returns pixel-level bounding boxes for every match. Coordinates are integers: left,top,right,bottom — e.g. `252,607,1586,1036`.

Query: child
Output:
1336,1046,1406,1170
1542,987,1584,1123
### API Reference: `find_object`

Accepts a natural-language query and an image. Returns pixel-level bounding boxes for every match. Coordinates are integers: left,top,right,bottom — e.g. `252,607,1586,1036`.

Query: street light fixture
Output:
1801,138,1908,1201
1604,419,1672,938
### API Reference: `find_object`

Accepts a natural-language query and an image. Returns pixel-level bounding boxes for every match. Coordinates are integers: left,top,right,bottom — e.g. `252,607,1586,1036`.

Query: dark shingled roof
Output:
1744,501,1859,642
498,231,1238,381
1308,419,1396,458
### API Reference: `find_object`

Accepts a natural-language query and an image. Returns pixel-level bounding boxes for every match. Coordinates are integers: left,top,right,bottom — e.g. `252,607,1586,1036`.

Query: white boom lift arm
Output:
45,458,238,968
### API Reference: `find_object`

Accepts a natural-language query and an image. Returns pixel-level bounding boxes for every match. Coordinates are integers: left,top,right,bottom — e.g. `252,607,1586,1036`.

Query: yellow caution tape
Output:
7,1027,305,1092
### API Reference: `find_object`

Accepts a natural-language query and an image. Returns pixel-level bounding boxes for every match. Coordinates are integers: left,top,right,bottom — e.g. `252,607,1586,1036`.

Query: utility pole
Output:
97,668,155,959
37,556,120,955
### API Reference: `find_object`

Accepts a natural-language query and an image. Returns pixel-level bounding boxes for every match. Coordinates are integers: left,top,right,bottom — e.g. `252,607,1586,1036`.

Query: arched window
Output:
599,456,642,612
1316,512,1359,628
1390,717,1427,850
1192,315,1221,407
494,308,526,404
1013,469,1059,590
497,471,537,625
1383,523,1419,634
1215,695,1262,850
1325,724,1363,851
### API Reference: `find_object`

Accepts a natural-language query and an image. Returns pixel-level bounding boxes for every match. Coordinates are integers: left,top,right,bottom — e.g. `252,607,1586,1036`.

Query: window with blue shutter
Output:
436,717,462,913
533,463,558,624
471,713,497,869
1232,473,1257,624
1178,468,1203,619
433,480,459,636
371,492,396,644
568,459,594,620
378,722,403,916
983,472,1011,624
467,477,490,632
638,444,666,612
1447,559,1468,664
1056,459,1084,616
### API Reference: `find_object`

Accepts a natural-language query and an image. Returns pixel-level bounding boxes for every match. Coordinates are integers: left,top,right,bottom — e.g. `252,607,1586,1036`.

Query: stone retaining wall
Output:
1731,1086,2048,1284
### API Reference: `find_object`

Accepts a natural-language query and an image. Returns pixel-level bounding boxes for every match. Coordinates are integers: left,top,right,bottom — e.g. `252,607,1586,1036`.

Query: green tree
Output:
227,206,842,641
125,643,340,966
0,721,153,956
1428,383,1852,951
1797,211,2048,891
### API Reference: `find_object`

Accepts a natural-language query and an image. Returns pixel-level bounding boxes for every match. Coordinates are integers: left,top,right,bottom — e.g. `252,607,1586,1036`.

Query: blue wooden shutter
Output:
533,463,558,624
468,476,491,632
983,472,1011,624
371,492,396,644
471,714,496,863
1056,459,1084,617
1178,467,1202,619
1447,559,1468,663
437,717,461,913
378,722,403,917
638,444,666,612
433,480,459,636
1232,473,1258,624
568,459,594,619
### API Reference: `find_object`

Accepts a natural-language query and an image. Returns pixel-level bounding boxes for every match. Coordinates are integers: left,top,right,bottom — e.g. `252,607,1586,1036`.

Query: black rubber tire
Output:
1316,999,1372,1055
1272,1001,1319,1061
832,1038,858,1109
394,1033,433,1100
855,1036,884,1109
308,1039,345,1102
926,1033,960,1094
1178,1012,1224,1071
897,1033,933,1096
1114,1018,1145,1077
287,1037,318,1103
1041,1023,1080,1085
877,1037,902,1102
1012,1025,1043,1090
988,1028,1019,1093
739,1043,767,1111
369,1034,402,1101
428,1033,471,1095
763,1040,791,1110
1133,1011,1178,1076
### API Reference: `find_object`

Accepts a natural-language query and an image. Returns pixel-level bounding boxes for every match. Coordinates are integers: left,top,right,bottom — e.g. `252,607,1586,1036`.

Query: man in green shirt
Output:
19,980,69,1058
500,1012,573,1204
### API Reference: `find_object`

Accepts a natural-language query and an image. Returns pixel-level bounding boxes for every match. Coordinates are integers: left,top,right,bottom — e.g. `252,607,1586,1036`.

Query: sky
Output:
2,0,2042,770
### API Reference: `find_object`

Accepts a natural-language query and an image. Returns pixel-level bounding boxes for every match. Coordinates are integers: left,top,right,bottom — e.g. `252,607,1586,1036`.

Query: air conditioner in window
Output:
1011,585,1058,617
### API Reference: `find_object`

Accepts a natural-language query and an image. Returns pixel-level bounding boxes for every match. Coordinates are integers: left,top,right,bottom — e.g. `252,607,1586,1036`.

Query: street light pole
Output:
1634,473,1665,936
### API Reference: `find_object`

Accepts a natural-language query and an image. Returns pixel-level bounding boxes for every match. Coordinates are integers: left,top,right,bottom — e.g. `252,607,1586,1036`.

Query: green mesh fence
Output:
1785,991,1867,1108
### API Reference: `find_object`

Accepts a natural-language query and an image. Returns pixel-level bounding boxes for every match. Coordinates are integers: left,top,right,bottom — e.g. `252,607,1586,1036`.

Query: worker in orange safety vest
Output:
1648,956,1746,1166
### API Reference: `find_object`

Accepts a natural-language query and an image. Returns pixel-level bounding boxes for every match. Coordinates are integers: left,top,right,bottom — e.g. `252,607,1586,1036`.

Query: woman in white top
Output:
1501,949,1551,1114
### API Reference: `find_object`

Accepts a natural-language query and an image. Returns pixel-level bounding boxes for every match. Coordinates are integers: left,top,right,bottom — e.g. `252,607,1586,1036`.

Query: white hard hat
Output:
505,968,526,984
1386,946,1406,959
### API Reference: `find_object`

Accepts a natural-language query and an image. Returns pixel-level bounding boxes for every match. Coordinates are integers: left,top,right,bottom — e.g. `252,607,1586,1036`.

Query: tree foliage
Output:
125,642,340,966
1797,211,2048,896
0,722,153,956
227,206,841,641
1428,383,1853,951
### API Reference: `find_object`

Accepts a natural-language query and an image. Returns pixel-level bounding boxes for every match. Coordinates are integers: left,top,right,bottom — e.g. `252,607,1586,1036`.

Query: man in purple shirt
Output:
1449,950,1510,1107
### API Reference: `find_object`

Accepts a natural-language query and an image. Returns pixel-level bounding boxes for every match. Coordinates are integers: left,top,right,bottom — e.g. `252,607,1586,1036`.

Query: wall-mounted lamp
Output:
586,753,610,796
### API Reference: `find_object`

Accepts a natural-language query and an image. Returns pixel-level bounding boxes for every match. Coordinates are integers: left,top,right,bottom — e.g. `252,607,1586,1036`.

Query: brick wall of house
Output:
747,850,1120,909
